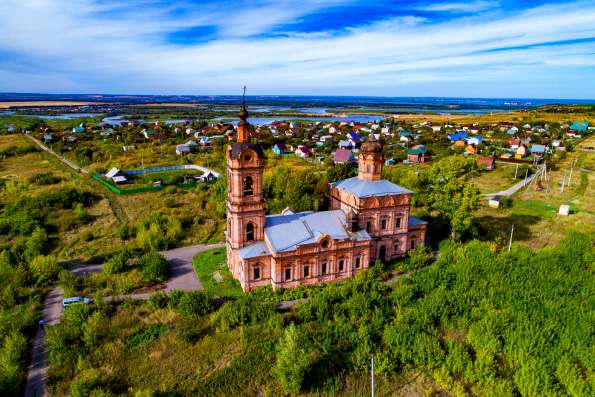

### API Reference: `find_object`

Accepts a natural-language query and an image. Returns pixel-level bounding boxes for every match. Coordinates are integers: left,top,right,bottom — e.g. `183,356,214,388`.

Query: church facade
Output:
226,102,426,291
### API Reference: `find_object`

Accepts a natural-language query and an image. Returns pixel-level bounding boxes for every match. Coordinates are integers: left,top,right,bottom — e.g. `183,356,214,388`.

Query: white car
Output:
62,297,92,307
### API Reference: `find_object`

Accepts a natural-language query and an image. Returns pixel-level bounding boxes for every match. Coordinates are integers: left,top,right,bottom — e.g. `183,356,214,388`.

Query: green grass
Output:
193,248,243,298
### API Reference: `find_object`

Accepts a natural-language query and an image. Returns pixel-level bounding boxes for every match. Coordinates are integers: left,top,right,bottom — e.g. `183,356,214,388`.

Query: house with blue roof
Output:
348,131,361,144
225,101,427,292
448,132,468,142
272,143,288,155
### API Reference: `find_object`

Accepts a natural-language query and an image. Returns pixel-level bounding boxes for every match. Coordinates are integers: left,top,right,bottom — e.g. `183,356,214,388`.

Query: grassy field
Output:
476,135,595,249
471,162,526,194
193,248,243,298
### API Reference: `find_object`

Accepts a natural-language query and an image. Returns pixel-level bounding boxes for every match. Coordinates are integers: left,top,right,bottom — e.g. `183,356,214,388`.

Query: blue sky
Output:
1,0,595,98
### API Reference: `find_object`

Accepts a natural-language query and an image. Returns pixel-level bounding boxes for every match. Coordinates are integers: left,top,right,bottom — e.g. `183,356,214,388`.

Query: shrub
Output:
274,324,312,395
29,255,60,286
24,227,50,263
0,332,28,396
405,245,433,271
176,291,213,317
115,224,131,240
139,251,169,283
148,291,169,309
135,213,183,250
103,251,132,275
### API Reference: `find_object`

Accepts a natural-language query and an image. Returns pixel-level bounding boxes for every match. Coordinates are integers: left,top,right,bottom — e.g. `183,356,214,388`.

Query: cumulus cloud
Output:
0,0,594,98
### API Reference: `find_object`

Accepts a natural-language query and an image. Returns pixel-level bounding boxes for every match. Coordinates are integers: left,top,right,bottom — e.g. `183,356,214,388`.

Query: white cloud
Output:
419,1,498,13
0,0,594,97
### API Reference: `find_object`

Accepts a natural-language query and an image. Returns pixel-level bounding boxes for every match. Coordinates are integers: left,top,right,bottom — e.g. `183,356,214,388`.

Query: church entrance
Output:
378,245,386,261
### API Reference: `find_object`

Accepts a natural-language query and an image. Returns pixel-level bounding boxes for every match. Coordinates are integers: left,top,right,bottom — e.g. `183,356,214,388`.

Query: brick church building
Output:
226,100,426,291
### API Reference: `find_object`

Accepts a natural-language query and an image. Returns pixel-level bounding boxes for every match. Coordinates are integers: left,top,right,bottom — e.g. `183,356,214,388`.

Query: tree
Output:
326,162,356,182
274,324,312,395
423,156,482,241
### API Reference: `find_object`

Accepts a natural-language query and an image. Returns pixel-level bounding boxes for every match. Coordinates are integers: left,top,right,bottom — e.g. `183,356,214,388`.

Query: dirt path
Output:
24,288,63,397
24,134,88,175
160,243,224,292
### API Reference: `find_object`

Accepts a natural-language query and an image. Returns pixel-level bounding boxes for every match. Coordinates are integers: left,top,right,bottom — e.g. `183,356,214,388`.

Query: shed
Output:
558,204,570,216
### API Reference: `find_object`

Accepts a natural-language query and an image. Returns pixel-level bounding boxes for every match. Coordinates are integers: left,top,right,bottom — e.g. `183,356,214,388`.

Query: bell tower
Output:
358,134,384,180
226,88,266,250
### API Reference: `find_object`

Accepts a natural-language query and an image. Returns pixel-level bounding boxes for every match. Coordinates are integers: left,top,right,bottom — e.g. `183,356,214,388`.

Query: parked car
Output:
62,297,92,307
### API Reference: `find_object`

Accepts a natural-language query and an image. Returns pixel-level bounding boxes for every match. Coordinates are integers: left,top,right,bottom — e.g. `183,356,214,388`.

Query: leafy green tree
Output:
326,162,356,182
274,324,312,395
139,251,169,283
29,255,60,286
423,156,482,241
103,251,132,275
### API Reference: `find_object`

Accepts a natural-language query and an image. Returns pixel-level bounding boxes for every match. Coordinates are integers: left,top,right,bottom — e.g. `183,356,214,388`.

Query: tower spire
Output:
237,86,249,143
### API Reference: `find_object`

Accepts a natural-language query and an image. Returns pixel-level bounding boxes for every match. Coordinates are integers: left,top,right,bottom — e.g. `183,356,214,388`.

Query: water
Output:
214,114,384,125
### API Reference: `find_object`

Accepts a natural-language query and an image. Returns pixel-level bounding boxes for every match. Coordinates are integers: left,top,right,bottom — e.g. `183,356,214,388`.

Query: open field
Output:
472,162,529,194
0,101,106,108
193,247,243,298
476,135,595,248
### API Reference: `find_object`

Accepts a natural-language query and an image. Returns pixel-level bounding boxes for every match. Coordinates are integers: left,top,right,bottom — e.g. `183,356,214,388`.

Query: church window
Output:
355,256,361,269
243,176,254,196
303,265,309,278
338,259,344,271
253,266,260,280
381,219,387,230
410,240,416,250
366,221,372,232
321,261,327,275
395,216,402,228
244,154,252,162
285,268,292,281
321,239,330,249
246,222,255,241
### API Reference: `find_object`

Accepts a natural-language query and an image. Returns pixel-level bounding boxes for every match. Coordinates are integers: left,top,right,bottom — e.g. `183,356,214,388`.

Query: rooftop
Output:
264,210,370,253
331,176,412,198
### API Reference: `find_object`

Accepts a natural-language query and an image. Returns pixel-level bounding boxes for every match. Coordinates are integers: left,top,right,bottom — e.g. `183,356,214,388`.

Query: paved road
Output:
484,164,544,199
161,243,224,292
24,288,63,397
23,243,223,397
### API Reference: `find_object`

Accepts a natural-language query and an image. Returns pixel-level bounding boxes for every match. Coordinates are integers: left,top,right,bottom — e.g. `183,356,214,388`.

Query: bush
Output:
176,291,213,317
103,251,133,275
274,324,312,395
29,255,60,286
148,291,169,309
139,251,169,283
115,224,131,240
0,332,28,396
24,227,50,263
135,213,183,250
405,245,433,271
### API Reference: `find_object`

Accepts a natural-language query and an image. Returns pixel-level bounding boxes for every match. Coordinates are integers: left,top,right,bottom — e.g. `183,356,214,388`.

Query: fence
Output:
93,164,219,195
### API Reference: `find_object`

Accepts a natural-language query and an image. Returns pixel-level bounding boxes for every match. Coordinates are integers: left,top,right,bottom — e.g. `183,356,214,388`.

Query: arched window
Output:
379,245,386,261
246,222,255,241
243,176,253,196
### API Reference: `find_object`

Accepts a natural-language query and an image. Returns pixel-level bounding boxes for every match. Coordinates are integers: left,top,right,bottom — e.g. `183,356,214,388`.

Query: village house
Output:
407,145,429,163
295,145,311,158
477,156,496,171
515,144,529,159
333,148,355,164
272,143,288,155
226,102,426,291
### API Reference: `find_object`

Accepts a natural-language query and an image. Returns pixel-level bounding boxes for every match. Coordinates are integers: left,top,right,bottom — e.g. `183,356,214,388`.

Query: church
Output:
226,100,426,291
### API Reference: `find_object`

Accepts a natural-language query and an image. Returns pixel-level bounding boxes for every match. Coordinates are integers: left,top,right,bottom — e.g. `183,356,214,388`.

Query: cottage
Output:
508,137,521,148
507,127,519,135
272,143,288,155
515,144,529,159
407,145,429,163
465,145,478,155
530,144,547,156
72,124,85,134
43,133,54,143
477,156,495,171
176,144,192,155
333,148,355,164
448,132,468,142
295,145,311,158
466,136,483,146
348,131,362,144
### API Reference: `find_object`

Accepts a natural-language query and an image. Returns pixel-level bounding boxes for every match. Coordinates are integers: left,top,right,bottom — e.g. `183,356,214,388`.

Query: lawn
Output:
193,247,243,298
471,162,525,194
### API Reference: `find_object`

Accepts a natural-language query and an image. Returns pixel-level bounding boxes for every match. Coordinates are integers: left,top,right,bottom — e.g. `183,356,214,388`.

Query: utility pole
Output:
514,163,519,180
560,171,567,193
523,167,529,186
568,159,576,187
371,353,375,397
508,224,514,252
